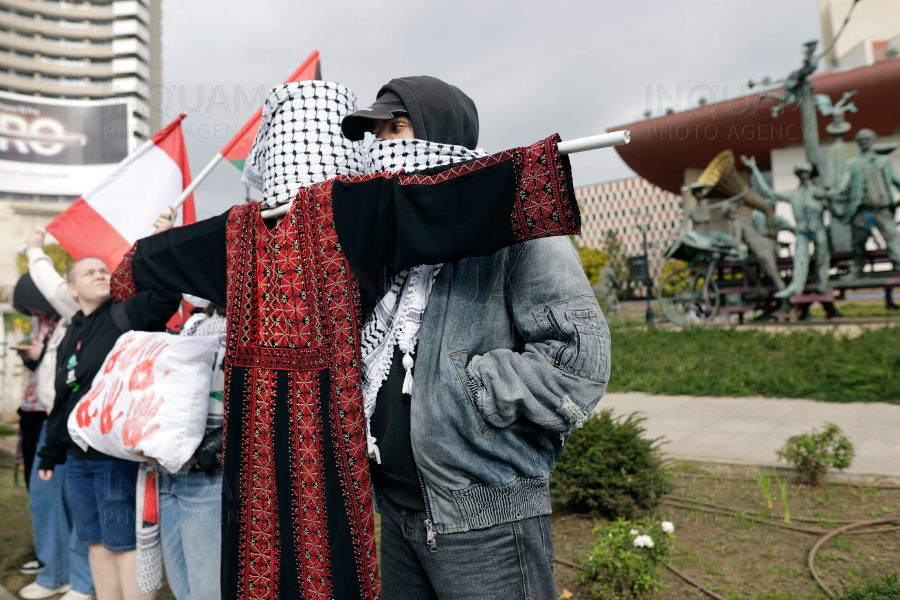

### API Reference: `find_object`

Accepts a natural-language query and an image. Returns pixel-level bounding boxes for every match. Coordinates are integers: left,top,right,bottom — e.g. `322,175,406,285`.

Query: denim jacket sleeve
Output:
464,237,610,432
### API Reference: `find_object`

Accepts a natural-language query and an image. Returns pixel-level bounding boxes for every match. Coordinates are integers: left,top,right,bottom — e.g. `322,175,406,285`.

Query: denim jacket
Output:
406,236,610,535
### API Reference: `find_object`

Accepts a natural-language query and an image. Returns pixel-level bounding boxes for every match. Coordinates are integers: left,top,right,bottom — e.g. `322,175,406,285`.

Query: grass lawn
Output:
608,325,900,403
808,302,898,319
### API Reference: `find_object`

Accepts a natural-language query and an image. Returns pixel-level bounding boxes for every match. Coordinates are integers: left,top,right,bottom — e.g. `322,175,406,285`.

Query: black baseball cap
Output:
341,91,407,141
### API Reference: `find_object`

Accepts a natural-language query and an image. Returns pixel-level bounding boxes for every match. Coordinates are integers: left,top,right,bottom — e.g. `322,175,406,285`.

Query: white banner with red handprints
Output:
67,331,219,472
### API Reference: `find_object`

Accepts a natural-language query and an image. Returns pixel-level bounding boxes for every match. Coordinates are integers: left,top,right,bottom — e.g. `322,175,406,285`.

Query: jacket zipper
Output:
545,309,567,366
416,467,438,553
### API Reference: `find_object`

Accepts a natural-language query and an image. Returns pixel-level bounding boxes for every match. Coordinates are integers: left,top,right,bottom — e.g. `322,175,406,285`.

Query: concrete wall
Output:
0,201,68,302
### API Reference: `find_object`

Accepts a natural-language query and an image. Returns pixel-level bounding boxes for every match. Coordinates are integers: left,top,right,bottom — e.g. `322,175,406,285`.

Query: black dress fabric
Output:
110,134,579,600
368,346,426,512
37,293,181,470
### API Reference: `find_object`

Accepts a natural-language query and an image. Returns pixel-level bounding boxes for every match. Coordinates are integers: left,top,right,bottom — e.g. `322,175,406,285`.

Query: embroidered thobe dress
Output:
110,135,579,600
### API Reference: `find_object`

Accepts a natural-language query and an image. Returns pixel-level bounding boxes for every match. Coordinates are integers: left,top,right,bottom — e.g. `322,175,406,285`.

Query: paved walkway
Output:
595,393,900,482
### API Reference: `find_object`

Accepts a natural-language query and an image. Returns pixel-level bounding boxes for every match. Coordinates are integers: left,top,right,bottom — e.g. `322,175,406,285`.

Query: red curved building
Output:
608,58,900,195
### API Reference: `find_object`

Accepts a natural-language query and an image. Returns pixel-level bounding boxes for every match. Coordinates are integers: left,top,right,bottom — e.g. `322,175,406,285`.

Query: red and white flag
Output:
47,113,195,271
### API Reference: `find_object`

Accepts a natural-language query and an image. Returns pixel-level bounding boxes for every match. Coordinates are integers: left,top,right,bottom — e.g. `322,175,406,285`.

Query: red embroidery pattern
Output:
224,201,377,599
289,370,330,598
238,368,280,600
110,245,137,303
231,346,329,372
510,134,580,241
397,149,517,186
310,181,380,596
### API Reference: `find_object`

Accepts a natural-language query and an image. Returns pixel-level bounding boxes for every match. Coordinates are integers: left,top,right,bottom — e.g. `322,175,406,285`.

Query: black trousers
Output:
18,409,47,490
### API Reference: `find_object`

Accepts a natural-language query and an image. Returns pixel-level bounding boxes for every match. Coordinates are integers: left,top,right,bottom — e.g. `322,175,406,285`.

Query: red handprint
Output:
103,334,136,374
122,391,164,448
118,344,142,372
99,380,124,434
128,341,169,392
76,381,103,427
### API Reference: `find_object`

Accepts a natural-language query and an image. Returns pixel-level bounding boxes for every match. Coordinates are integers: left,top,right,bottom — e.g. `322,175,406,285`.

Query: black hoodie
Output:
366,76,480,513
13,273,55,317
375,76,479,149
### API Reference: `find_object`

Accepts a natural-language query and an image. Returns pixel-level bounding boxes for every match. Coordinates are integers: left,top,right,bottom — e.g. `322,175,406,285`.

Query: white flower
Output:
608,533,613,538
661,521,675,534
629,529,639,535
633,535,655,548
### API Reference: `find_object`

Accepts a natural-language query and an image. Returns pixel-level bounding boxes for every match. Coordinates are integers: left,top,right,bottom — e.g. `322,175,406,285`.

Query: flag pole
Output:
168,152,224,211
258,129,632,220
167,51,321,213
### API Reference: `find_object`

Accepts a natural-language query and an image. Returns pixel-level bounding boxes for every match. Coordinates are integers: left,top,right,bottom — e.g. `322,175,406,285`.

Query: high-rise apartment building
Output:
575,176,684,295
0,0,161,138
0,0,160,300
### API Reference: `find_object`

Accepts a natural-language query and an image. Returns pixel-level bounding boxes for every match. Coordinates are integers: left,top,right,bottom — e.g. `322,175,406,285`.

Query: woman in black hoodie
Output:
38,257,180,600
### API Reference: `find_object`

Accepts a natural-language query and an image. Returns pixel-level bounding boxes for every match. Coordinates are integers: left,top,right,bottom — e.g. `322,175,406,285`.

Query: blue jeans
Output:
29,423,94,595
378,493,557,600
65,457,139,552
158,468,222,600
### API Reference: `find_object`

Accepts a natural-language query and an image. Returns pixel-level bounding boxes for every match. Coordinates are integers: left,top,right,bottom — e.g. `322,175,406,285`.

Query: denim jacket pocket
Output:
449,350,493,436
536,297,609,384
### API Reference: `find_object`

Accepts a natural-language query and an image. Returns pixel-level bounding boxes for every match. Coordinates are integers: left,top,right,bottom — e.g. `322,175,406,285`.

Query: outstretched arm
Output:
741,155,786,204
25,231,79,322
111,210,231,307
332,134,581,287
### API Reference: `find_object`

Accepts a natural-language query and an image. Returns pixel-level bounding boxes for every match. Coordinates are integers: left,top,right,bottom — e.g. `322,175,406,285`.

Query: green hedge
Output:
608,326,900,404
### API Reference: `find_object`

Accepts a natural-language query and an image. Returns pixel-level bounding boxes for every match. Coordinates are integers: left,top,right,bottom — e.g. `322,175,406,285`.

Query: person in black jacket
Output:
38,256,180,600
12,273,59,491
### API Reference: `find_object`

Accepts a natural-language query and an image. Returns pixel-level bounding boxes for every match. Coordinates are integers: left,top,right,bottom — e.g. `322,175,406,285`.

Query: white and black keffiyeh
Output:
366,138,487,173
243,81,368,208
241,84,488,462
361,139,487,463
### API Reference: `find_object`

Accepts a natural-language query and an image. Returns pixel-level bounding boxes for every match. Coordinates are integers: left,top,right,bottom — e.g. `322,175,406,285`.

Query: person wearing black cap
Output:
346,77,609,600
341,76,479,149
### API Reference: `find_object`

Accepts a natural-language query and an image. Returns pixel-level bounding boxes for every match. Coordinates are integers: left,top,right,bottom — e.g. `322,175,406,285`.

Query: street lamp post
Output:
630,208,655,323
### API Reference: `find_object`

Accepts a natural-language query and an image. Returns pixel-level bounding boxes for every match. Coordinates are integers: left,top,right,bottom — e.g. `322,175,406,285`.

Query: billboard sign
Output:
0,91,132,196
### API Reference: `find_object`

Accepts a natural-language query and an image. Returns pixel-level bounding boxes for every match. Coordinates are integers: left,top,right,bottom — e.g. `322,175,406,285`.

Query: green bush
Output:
579,518,673,599
551,409,669,518
838,572,900,599
776,422,854,485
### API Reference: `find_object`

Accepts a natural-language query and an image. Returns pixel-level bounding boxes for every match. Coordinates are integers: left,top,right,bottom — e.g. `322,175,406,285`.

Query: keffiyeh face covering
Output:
242,81,368,208
360,139,487,463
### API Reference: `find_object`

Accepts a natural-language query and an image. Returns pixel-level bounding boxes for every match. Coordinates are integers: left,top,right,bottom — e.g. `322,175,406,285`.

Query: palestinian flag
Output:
221,50,321,170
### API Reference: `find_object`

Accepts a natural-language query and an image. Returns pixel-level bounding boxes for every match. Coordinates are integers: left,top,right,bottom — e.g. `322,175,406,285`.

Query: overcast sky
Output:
159,0,822,219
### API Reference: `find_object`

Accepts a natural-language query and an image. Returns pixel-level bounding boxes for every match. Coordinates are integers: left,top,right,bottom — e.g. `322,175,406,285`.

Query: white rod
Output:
260,131,631,220
261,202,291,219
558,130,630,155
170,152,225,211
